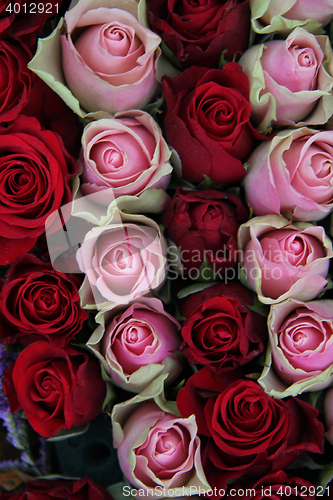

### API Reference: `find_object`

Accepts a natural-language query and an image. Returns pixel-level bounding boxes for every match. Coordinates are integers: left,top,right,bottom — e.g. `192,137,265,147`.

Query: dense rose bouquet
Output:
1,0,333,498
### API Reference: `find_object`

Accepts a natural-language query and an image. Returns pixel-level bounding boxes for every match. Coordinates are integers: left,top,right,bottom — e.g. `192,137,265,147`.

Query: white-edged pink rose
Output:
86,297,182,393
324,387,333,445
239,27,333,133
238,215,333,304
258,298,333,397
114,402,210,495
76,214,167,310
79,110,172,213
60,1,161,114
251,0,333,35
245,127,333,221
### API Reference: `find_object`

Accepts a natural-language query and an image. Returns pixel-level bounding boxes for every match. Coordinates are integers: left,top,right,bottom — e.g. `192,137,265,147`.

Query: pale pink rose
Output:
268,298,333,387
245,128,333,221
61,4,161,114
239,27,333,132
324,387,333,445
238,215,333,304
86,297,182,393
115,402,207,492
79,111,172,207
253,0,333,30
76,216,167,309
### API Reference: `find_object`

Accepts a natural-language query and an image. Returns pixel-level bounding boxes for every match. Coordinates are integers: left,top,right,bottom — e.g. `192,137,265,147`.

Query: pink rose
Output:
114,402,210,494
239,27,333,132
245,128,333,221
238,215,333,304
251,0,333,34
76,214,167,309
60,1,161,114
259,298,333,397
79,110,172,213
86,297,182,393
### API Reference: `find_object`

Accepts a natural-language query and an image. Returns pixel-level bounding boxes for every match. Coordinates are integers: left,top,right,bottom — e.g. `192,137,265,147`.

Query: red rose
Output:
162,63,264,186
231,471,317,500
161,188,248,275
146,0,251,69
177,367,324,492
0,114,77,265
0,1,62,46
0,38,33,124
180,282,267,372
0,253,88,347
0,477,112,500
2,341,106,437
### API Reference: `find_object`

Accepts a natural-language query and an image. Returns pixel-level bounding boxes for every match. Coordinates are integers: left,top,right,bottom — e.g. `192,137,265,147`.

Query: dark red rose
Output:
22,77,83,158
161,188,248,275
0,38,33,124
146,0,251,69
177,367,324,492
0,477,112,499
230,471,317,500
180,282,267,372
0,114,77,265
0,253,88,347
162,63,265,186
0,1,62,46
2,341,106,437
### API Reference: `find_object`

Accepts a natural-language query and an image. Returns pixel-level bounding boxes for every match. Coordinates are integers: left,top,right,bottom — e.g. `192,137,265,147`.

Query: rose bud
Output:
259,298,333,397
161,188,248,277
113,401,211,495
239,27,333,133
60,1,161,114
244,128,333,221
238,215,333,304
87,297,182,393
251,0,333,35
180,282,267,373
2,341,107,438
146,0,251,69
76,213,167,310
79,111,172,214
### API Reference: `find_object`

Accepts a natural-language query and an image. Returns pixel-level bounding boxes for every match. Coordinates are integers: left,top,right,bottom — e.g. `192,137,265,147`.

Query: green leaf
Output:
195,258,216,282
247,296,270,317
177,281,220,299
47,424,90,442
218,49,229,69
159,40,183,70
317,466,333,490
197,174,219,190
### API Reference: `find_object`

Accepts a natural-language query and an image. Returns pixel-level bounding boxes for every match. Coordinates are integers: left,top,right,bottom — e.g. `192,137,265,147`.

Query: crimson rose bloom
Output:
0,38,33,124
180,283,267,372
0,477,112,500
2,341,106,437
231,471,317,500
0,253,88,347
162,63,264,186
0,115,77,265
177,367,324,492
146,0,251,69
161,188,248,274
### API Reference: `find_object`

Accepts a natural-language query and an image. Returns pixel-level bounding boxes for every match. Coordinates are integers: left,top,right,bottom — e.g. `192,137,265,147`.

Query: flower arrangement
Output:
1,0,333,498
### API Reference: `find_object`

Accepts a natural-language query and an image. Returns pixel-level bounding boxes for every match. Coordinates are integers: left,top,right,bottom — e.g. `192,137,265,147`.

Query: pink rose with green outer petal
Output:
114,402,210,494
60,1,161,114
79,110,172,213
86,297,182,393
258,298,333,398
239,27,333,132
238,215,333,304
244,128,333,221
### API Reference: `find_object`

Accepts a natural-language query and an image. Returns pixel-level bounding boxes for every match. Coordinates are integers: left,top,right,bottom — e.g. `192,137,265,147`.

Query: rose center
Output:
156,430,180,455
295,46,316,68
103,26,132,56
105,149,123,170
